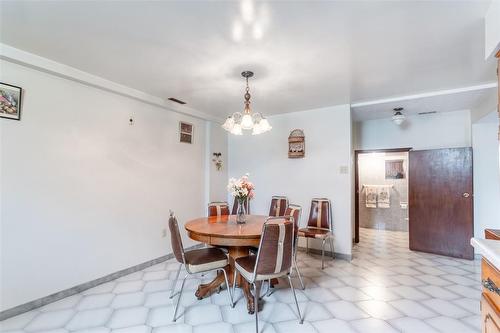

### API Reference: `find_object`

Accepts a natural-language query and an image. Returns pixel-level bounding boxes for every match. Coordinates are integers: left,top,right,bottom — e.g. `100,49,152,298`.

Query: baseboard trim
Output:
0,244,203,321
297,246,352,261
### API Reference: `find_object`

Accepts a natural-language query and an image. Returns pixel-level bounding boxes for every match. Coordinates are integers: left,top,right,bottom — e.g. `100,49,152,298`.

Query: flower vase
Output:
236,199,246,224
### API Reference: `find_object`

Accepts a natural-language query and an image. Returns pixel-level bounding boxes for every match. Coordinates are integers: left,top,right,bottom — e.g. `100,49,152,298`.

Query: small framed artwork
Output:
0,82,22,121
385,159,405,179
179,121,193,144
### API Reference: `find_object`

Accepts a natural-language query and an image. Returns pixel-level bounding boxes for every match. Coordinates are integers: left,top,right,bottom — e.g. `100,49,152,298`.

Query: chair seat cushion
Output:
184,247,228,274
235,255,286,282
298,227,331,239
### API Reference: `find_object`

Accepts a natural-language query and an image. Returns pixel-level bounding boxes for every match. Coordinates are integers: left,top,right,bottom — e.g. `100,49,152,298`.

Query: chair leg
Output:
321,238,326,269
329,237,335,260
293,254,305,290
170,263,182,299
253,282,259,333
306,238,309,254
261,279,270,298
266,279,276,297
220,268,234,308
173,274,188,322
232,270,238,306
287,275,303,324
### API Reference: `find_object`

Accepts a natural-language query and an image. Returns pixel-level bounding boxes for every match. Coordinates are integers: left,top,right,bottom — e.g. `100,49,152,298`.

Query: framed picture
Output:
385,159,405,179
179,121,193,144
0,82,22,121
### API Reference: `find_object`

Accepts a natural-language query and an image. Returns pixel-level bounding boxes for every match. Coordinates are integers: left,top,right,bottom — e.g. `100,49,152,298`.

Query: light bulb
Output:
392,112,405,125
231,123,243,135
252,122,262,135
222,117,235,131
241,114,254,130
259,118,271,132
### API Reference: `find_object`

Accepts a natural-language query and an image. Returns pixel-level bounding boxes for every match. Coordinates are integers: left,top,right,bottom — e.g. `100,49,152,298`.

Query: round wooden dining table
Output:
185,214,268,314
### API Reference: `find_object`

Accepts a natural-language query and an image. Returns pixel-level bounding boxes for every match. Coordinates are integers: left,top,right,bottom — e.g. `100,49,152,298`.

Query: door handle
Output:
462,192,470,198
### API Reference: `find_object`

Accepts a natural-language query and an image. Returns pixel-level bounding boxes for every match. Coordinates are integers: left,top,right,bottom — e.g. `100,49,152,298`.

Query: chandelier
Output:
222,71,272,135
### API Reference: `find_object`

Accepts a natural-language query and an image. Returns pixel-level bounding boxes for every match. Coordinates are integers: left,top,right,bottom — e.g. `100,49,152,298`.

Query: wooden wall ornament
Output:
288,129,305,158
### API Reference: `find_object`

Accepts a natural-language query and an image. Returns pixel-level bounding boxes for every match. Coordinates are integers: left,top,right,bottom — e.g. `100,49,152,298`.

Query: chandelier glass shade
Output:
222,71,272,135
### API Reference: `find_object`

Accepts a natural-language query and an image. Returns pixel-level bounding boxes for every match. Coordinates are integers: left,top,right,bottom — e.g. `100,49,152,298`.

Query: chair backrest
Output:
254,217,294,280
269,196,289,217
168,211,185,264
285,204,302,239
208,201,230,217
307,198,332,230
231,198,251,215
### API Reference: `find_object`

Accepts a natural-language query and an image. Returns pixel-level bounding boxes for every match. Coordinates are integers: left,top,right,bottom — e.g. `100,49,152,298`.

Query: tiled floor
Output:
1,228,482,333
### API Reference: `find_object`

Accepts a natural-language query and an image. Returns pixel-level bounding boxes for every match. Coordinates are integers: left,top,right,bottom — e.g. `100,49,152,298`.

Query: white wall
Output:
228,105,353,256
206,122,228,203
0,60,212,310
472,117,500,239
355,110,471,150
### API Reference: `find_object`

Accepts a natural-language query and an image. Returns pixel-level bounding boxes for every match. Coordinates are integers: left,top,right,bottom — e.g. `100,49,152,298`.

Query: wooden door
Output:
409,147,474,259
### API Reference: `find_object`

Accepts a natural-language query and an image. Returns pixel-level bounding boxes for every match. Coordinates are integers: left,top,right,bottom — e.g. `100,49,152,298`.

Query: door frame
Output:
354,147,413,243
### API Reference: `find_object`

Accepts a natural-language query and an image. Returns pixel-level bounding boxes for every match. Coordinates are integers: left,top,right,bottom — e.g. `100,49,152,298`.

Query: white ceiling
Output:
351,84,497,121
0,1,497,120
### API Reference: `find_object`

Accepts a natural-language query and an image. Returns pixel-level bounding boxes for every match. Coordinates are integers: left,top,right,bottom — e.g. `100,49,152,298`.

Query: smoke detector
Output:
392,107,405,125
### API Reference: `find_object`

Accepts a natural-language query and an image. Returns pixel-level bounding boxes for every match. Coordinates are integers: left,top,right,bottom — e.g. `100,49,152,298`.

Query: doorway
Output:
354,148,411,243
354,147,474,260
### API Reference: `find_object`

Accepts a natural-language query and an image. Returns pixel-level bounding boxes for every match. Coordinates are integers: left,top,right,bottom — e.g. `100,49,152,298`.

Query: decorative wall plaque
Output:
288,129,305,158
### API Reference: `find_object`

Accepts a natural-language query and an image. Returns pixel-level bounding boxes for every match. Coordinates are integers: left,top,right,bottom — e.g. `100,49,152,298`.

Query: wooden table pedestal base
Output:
193,246,263,314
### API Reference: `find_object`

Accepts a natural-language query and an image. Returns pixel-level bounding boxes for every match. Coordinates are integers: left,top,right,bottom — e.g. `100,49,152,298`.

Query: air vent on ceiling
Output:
168,97,186,105
418,111,437,115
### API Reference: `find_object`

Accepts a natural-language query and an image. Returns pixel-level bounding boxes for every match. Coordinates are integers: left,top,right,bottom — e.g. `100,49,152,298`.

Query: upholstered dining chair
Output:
284,204,305,290
298,198,334,269
208,201,230,217
168,211,233,322
232,216,303,332
231,198,250,215
268,196,288,217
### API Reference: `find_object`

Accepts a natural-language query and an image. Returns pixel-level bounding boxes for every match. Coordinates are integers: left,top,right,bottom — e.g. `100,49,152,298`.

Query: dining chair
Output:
231,198,250,215
268,196,289,217
298,198,334,269
207,202,230,254
284,204,305,290
232,216,303,332
208,201,230,217
168,211,233,322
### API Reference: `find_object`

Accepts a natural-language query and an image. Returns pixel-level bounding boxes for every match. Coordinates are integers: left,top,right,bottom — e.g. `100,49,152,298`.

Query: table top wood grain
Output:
185,215,268,247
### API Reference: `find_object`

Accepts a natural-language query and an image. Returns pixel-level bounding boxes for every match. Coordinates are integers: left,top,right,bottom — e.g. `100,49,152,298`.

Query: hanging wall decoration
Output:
179,121,193,144
288,129,305,158
212,152,223,171
0,82,22,121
